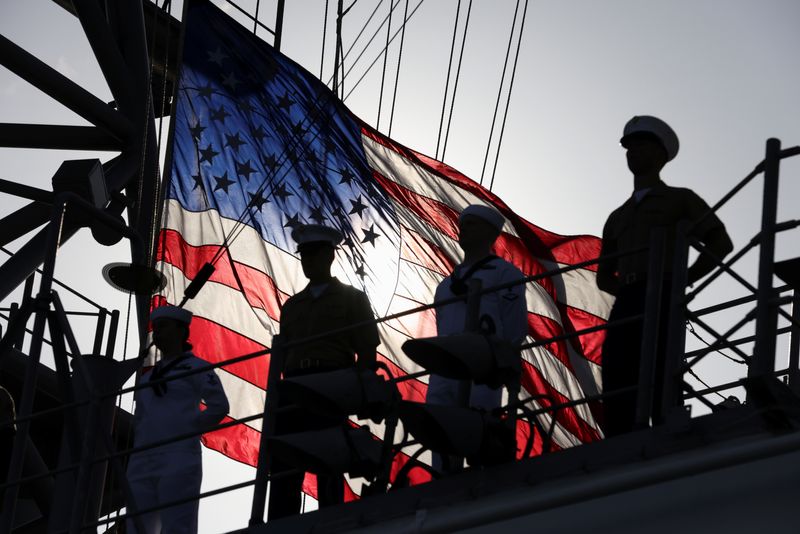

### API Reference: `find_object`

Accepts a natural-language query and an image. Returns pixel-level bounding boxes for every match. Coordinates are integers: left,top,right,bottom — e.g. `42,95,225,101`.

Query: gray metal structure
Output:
1,1,799,532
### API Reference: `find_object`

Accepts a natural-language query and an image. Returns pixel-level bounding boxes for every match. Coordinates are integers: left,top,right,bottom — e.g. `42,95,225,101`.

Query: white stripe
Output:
157,262,278,346
522,344,600,432
362,134,521,238
217,369,265,431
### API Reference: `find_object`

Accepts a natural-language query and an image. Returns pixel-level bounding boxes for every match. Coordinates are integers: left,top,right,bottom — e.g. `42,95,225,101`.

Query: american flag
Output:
156,0,613,496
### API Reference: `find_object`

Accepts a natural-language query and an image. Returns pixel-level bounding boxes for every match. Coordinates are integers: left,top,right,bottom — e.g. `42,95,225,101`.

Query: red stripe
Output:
360,124,602,270
202,415,262,466
521,361,601,443
190,316,269,387
399,225,454,277
157,228,289,321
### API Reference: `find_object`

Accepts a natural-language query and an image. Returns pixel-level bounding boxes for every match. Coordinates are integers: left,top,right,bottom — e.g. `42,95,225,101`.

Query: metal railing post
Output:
635,228,666,428
660,222,690,423
750,138,782,379
249,339,283,525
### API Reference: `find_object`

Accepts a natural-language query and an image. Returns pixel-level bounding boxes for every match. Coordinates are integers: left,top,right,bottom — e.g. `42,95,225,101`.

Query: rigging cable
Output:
213,0,426,260
336,0,402,95
253,0,261,34
480,0,521,186
435,0,462,160
440,0,473,161
488,0,530,191
342,0,426,101
376,0,395,129
320,0,330,79
387,0,410,137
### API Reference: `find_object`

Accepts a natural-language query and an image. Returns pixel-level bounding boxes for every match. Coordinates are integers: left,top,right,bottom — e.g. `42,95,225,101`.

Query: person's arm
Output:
687,226,733,286
196,364,230,429
686,193,734,286
597,219,620,296
352,291,379,369
500,267,528,346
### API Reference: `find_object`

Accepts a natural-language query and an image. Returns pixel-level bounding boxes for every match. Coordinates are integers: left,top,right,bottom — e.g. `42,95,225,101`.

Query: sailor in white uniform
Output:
426,204,528,432
127,305,229,534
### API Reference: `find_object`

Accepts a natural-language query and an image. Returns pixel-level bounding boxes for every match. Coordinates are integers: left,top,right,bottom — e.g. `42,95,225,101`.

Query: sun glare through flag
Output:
156,0,613,499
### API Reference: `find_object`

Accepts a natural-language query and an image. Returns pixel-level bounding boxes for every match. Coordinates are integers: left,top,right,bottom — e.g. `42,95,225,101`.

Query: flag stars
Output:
299,177,315,194
273,183,293,202
361,224,381,246
283,212,303,230
213,172,235,193
261,153,279,173
355,262,367,280
225,132,246,152
199,144,219,164
290,120,307,137
196,84,214,98
235,159,258,181
349,196,368,216
191,172,204,191
188,121,205,140
276,92,294,111
207,46,228,66
248,191,270,211
210,105,230,123
252,125,268,143
304,151,320,167
339,168,355,185
309,206,326,224
222,72,241,91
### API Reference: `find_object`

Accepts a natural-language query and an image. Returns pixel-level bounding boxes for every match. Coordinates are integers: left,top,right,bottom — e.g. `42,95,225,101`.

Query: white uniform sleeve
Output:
196,365,230,430
499,265,528,345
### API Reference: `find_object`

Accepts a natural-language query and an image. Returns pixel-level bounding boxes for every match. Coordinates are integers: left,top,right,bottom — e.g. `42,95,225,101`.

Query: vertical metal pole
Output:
274,0,286,51
751,138,782,378
105,309,120,358
634,228,666,428
333,0,344,95
249,339,285,525
0,200,66,534
660,222,690,422
92,308,107,356
788,291,800,390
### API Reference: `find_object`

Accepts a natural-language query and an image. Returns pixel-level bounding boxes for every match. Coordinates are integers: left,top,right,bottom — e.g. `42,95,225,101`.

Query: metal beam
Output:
0,123,123,151
0,203,51,248
0,34,132,141
71,0,136,111
0,153,136,302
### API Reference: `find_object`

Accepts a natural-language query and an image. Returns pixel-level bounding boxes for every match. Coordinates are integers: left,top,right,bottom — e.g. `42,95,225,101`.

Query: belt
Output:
285,358,347,377
621,272,646,285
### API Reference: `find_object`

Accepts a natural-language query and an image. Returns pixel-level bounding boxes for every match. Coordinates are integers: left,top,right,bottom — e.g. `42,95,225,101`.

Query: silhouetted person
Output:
127,306,229,534
268,224,379,520
426,205,528,471
597,116,733,437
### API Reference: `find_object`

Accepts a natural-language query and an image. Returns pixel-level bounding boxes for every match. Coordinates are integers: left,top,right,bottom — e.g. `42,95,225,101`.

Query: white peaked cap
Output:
459,204,506,232
291,224,343,248
621,115,680,161
150,305,193,324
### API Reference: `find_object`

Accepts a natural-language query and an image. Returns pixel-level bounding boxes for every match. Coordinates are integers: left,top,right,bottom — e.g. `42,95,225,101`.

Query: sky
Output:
1,0,799,531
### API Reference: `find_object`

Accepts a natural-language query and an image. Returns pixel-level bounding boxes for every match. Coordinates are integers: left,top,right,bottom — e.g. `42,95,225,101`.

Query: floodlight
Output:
397,401,515,467
269,426,382,478
279,366,399,420
402,333,520,389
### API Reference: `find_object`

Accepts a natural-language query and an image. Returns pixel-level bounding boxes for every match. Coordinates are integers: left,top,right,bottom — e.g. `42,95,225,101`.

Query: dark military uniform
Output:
600,180,725,436
268,277,379,519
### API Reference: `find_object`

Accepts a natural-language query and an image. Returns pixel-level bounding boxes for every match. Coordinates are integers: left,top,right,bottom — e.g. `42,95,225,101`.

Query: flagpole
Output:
274,0,286,51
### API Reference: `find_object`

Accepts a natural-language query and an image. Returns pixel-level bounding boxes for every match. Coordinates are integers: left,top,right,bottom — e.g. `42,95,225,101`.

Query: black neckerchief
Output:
149,354,192,397
450,255,498,295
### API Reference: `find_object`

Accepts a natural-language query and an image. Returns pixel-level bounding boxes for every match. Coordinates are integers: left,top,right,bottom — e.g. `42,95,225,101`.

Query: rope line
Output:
387,0,409,137
488,0,530,192
435,0,462,160
440,0,473,161
480,0,521,186
320,0,330,79
686,320,748,364
376,0,395,129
